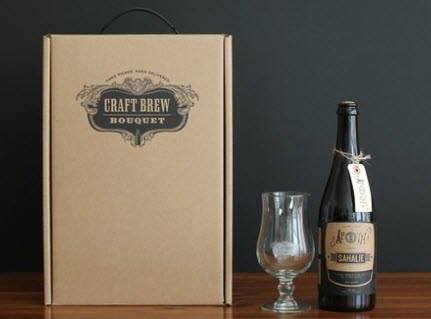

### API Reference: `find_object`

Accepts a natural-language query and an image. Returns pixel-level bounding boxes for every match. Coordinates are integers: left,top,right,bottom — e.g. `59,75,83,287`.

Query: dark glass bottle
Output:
318,101,375,312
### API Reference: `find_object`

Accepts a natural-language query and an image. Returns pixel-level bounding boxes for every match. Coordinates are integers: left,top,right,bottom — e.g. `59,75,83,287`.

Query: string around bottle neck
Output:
333,148,371,164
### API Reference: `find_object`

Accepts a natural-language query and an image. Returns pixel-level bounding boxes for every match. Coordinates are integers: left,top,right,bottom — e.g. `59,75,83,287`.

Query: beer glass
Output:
256,192,315,313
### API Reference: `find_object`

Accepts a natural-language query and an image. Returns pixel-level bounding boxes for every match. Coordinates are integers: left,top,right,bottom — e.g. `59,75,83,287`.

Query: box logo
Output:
76,76,198,146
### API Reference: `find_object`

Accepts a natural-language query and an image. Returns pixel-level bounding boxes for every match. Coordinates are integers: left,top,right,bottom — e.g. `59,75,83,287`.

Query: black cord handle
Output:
100,8,179,34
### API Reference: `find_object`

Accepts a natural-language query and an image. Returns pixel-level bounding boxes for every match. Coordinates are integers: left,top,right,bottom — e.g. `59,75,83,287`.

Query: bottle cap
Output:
338,100,358,107
337,100,359,115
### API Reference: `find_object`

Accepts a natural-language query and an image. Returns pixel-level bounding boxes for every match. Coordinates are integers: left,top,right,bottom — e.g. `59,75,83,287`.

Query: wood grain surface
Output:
0,272,429,318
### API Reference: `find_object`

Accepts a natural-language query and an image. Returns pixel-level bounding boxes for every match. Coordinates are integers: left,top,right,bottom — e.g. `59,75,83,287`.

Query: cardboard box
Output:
43,34,232,305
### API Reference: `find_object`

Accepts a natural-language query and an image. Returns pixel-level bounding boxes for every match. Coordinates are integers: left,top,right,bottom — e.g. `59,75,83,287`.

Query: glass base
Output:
261,302,311,314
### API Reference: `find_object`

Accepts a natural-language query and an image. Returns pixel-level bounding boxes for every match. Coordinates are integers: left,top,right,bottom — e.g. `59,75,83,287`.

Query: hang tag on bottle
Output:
347,163,372,212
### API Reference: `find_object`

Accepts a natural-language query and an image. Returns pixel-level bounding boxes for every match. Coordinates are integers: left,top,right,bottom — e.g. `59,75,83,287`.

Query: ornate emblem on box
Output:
76,77,199,147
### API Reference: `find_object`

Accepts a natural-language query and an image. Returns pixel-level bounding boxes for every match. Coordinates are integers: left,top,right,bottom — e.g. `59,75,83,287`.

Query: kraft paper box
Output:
43,34,232,305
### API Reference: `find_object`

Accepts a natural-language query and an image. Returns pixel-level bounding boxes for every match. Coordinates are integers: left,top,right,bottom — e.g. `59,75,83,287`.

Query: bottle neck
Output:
335,114,360,155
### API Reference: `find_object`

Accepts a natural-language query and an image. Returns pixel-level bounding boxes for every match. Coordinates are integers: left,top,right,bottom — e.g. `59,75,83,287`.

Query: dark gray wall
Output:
2,0,430,272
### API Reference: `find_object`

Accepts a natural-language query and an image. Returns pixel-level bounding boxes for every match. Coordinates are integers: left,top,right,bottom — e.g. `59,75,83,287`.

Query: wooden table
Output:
0,272,430,318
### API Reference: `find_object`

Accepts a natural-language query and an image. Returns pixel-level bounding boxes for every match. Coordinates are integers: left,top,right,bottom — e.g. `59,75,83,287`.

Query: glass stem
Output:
276,277,297,308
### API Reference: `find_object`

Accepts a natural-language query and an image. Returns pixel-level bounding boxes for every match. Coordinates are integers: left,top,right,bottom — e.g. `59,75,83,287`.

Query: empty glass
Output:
256,192,315,313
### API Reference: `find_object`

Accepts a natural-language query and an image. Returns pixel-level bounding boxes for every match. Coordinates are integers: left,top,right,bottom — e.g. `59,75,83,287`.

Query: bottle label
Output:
347,164,372,212
325,222,374,287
